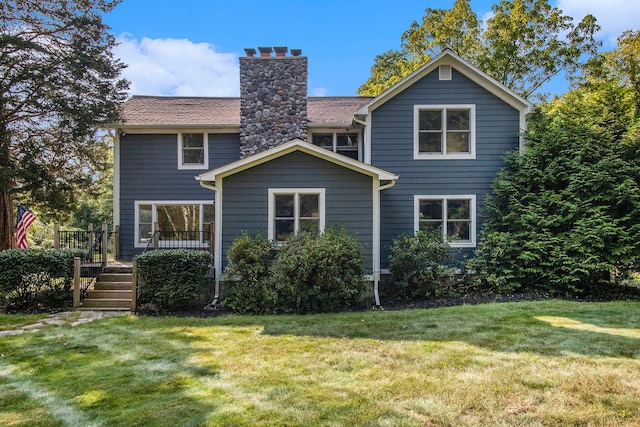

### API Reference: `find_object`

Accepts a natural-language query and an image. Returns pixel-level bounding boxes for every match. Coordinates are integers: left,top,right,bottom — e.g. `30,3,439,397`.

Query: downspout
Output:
197,178,221,308
373,178,397,308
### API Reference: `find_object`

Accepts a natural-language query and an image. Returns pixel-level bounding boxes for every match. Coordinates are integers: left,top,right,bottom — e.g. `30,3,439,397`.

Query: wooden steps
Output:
78,266,134,312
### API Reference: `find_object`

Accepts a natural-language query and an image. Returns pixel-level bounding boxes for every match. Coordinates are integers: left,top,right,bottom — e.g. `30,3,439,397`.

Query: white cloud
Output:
114,35,239,96
311,87,329,97
556,0,640,44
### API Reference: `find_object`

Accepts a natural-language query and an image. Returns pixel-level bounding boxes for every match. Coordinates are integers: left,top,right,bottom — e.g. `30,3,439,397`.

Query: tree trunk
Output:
0,188,13,250
0,119,15,250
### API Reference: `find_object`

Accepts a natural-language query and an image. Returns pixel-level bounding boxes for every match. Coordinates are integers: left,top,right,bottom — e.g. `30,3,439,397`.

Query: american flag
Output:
16,205,37,249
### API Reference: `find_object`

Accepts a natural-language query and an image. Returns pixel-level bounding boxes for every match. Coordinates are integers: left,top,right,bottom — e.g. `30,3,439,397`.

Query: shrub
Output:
135,250,211,312
0,249,86,309
272,228,366,314
386,229,455,300
222,231,278,314
222,227,366,314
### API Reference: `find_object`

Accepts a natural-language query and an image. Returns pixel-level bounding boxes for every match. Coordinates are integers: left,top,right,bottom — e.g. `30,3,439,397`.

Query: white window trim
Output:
413,104,476,160
178,132,209,170
268,189,326,242
414,195,476,248
134,200,214,248
309,129,362,161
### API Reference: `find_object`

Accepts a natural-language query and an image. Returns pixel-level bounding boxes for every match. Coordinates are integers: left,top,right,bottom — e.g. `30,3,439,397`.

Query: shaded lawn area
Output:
1,300,639,426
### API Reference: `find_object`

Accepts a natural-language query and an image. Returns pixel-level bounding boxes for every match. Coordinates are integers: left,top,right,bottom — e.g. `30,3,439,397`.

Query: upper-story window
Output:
311,131,360,160
414,105,475,160
178,132,208,169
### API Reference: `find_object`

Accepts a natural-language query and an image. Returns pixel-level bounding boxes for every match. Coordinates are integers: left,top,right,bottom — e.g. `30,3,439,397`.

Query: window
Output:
135,201,214,247
311,131,360,160
414,105,475,159
178,133,208,169
414,195,476,247
268,189,325,242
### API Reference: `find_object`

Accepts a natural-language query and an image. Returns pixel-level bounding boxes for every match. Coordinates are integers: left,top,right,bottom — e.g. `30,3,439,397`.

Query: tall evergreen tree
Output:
0,0,128,250
472,34,640,294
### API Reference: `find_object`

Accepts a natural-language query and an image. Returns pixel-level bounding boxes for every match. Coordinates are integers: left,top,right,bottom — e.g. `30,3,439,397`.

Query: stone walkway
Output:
0,311,129,337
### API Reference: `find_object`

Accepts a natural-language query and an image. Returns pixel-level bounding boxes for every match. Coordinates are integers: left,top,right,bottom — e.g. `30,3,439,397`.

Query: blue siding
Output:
370,69,521,267
221,151,375,272
119,133,240,259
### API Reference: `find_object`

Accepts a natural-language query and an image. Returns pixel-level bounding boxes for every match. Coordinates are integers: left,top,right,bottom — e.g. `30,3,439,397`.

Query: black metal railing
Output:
58,230,104,264
143,230,212,253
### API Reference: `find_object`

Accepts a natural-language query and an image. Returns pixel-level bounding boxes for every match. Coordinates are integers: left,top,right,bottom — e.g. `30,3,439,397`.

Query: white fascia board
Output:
356,49,534,116
108,125,240,134
196,139,398,183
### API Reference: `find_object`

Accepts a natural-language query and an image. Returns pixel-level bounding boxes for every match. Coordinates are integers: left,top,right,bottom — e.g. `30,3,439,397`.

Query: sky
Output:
103,0,640,99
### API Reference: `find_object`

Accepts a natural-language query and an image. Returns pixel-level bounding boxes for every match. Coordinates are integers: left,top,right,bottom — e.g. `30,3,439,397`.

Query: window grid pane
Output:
273,192,322,241
312,134,333,148
418,108,471,155
418,198,473,244
182,133,205,165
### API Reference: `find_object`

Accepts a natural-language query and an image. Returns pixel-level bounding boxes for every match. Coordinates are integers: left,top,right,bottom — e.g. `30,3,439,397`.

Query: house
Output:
112,46,533,305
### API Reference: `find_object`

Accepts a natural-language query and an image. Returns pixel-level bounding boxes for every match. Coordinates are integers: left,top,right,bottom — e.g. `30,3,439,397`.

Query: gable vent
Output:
439,65,452,81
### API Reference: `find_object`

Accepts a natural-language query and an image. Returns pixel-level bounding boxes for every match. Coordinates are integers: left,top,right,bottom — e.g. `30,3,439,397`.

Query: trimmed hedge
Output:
0,249,86,309
135,250,212,312
223,227,366,314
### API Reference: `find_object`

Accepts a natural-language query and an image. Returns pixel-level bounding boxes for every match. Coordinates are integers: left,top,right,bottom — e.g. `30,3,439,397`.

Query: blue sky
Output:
104,0,640,98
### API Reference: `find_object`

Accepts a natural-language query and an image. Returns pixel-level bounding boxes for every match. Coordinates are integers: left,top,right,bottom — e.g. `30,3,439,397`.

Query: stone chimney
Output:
239,46,308,158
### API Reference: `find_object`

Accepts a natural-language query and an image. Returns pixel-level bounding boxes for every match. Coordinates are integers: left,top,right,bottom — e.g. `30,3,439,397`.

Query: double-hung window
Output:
178,133,208,169
414,195,476,247
414,105,475,159
268,189,325,242
135,201,214,247
311,131,360,160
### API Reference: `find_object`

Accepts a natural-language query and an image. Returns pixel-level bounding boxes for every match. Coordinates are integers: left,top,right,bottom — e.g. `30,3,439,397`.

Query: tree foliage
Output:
0,0,128,249
358,0,600,99
472,62,640,294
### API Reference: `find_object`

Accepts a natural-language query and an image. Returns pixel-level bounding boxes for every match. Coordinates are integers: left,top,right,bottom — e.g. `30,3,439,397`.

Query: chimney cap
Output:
258,46,273,57
291,48,302,57
274,46,288,57
244,48,257,57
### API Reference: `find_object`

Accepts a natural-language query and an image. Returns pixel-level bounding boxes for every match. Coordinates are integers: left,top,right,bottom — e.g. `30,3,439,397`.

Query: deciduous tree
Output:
358,0,600,99
0,0,128,250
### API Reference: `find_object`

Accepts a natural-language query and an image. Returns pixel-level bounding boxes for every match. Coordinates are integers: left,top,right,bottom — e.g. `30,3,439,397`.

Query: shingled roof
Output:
118,95,373,128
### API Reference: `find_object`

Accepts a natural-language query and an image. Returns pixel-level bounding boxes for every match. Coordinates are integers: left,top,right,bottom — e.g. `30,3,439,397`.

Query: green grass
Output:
1,300,640,426
0,313,49,330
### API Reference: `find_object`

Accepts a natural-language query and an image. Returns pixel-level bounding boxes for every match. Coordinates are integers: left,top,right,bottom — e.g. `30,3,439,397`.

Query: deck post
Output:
54,223,60,250
153,222,159,250
101,223,108,265
114,225,120,259
87,223,94,261
73,257,81,309
132,259,138,310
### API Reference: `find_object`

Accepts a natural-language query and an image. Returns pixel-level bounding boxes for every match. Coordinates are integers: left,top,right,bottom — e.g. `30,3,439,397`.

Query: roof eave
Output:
196,139,398,183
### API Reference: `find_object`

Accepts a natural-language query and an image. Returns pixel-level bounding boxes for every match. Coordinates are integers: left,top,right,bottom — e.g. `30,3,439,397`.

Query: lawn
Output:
1,300,639,426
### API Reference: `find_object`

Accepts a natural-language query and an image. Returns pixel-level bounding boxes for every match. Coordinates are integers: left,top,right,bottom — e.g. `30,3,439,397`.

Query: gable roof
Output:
196,139,398,184
117,96,373,130
356,49,534,116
